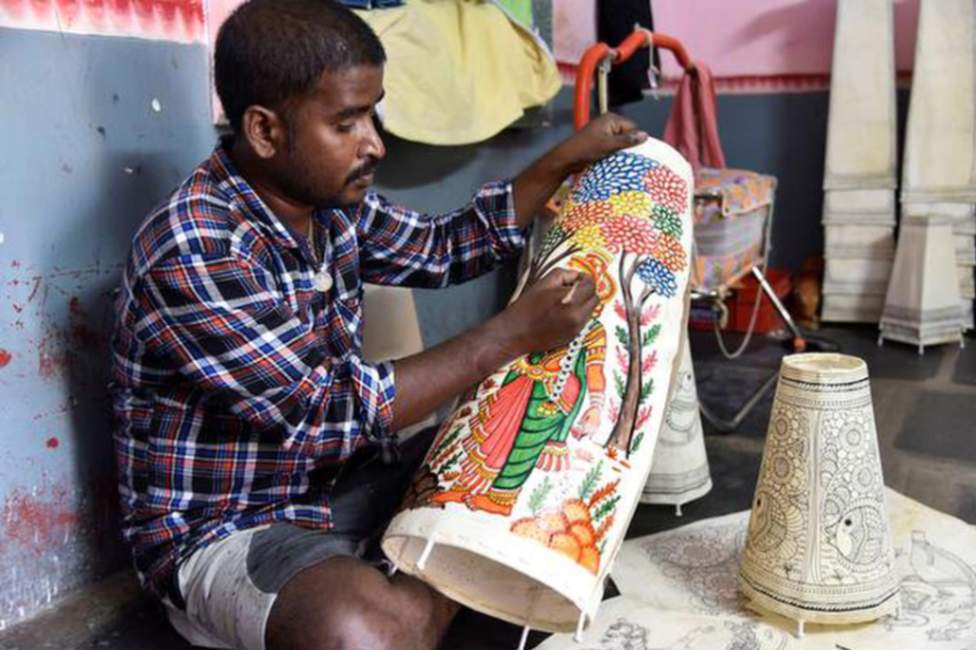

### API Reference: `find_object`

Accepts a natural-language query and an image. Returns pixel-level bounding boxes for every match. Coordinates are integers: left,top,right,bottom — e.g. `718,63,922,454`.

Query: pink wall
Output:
652,0,918,78
555,0,920,91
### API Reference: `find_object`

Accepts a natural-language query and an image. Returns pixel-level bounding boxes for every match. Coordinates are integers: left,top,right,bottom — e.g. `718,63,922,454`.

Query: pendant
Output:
314,269,333,293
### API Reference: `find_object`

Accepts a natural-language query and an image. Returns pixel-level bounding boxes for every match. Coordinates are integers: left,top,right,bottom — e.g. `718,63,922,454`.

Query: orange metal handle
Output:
573,29,694,130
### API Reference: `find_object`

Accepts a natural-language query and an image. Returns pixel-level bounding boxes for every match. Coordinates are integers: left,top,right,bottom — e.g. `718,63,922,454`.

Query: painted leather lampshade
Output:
879,215,965,353
382,138,693,635
640,334,711,515
738,353,900,632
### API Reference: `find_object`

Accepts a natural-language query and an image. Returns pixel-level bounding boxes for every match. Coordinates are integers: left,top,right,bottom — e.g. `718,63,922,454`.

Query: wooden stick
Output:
561,280,580,304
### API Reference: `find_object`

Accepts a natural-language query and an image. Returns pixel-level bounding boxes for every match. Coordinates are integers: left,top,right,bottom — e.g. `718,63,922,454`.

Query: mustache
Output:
345,158,380,185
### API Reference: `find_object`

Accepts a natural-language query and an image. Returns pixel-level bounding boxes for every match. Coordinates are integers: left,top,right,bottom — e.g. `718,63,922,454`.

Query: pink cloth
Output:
663,62,726,174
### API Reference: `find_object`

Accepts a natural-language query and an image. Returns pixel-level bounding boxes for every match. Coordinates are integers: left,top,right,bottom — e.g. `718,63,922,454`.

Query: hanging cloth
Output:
357,0,561,146
596,0,658,107
662,63,725,175
494,0,533,31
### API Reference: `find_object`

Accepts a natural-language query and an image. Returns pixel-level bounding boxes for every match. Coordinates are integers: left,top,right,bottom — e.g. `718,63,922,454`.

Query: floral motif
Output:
649,231,687,273
645,165,689,213
599,217,657,255
573,223,607,250
650,204,683,238
609,191,653,217
636,259,678,298
572,153,659,203
560,200,614,232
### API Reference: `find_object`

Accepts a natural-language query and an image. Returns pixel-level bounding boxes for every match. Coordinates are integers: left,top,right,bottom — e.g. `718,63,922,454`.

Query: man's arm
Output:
383,114,646,430
511,113,648,228
356,113,647,290
390,268,598,431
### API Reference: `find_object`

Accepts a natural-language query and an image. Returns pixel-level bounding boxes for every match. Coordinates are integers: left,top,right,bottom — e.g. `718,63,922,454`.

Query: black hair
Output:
214,0,386,132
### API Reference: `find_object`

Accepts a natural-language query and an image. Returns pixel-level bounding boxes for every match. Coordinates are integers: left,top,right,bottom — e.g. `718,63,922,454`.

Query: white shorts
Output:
162,429,434,650
164,524,362,650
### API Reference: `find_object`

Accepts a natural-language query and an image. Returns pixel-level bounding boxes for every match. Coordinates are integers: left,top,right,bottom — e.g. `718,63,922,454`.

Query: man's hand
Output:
390,268,598,431
512,113,648,227
500,268,599,355
551,113,649,175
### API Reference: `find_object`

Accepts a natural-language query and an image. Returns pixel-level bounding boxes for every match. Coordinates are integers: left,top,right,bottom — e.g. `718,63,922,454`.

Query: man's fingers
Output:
602,112,637,134
578,273,596,296
598,114,648,149
624,130,649,145
557,268,582,287
581,292,600,316
538,268,579,288
568,275,597,305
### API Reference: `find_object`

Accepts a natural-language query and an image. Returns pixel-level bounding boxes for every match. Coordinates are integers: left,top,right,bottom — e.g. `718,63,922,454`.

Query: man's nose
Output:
360,119,386,161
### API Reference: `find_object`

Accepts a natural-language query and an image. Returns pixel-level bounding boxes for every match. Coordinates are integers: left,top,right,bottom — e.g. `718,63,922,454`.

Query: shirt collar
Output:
209,139,305,252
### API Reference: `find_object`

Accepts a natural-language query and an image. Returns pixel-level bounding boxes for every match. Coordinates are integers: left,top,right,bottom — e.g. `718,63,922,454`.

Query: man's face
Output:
271,64,386,209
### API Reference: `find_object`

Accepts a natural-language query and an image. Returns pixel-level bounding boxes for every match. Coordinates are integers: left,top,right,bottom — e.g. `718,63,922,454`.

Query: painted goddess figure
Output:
430,251,617,516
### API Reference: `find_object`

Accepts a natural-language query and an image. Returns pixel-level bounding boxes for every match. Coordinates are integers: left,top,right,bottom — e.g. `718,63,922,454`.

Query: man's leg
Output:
265,555,458,650
266,427,457,649
166,429,449,650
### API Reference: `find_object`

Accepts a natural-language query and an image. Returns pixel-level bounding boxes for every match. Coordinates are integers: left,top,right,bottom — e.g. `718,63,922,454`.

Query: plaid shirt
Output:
110,143,523,602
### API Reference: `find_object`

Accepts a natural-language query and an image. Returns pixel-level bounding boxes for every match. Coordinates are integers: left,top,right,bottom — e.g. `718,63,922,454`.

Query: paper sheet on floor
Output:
539,488,976,649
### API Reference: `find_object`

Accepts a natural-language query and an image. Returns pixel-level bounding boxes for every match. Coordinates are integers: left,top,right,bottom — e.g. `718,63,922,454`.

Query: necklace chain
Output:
307,218,319,266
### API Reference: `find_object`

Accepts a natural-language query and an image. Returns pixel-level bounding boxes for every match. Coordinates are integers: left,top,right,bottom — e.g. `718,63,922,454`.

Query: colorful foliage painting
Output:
404,150,690,575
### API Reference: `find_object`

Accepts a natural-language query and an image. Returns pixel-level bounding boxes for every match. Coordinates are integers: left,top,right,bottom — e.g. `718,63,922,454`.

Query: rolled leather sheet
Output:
821,0,898,324
900,0,976,205
823,0,897,192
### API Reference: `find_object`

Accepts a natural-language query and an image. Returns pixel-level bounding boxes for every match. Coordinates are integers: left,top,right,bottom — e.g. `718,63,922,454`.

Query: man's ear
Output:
240,105,286,159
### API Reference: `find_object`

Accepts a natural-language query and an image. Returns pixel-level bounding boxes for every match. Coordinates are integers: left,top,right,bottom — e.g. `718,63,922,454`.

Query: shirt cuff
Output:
356,358,396,443
477,179,526,258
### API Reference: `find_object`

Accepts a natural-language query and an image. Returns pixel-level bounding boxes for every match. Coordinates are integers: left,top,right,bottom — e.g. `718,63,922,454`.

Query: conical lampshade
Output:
879,215,965,353
641,334,711,515
739,353,900,633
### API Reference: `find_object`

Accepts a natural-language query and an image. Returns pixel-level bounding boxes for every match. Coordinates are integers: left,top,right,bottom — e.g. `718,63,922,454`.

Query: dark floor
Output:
33,326,976,649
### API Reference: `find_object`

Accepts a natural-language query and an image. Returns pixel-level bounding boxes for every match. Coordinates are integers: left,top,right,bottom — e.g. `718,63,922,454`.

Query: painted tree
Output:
528,152,689,455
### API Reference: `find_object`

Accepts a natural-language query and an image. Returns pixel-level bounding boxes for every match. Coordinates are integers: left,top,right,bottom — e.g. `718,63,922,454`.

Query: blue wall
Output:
0,26,845,626
0,27,216,628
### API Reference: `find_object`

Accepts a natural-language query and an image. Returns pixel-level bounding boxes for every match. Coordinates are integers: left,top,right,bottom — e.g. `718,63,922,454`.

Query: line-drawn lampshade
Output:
641,334,711,515
738,353,900,633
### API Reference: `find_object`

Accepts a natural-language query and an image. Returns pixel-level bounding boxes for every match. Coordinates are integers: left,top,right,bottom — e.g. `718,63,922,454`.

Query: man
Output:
110,0,647,648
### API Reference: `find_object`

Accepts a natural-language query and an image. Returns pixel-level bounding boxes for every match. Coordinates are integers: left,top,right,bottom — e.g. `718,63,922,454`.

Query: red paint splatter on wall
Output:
0,349,11,368
35,296,106,380
1,487,78,555
68,296,102,349
45,437,60,449
37,334,66,379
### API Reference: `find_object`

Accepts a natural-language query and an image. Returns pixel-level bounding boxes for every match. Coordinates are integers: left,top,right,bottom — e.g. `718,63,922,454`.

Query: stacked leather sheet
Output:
821,0,898,323
894,0,975,330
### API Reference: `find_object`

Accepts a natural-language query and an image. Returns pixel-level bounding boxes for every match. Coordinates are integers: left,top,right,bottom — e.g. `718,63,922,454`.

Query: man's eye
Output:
336,123,354,133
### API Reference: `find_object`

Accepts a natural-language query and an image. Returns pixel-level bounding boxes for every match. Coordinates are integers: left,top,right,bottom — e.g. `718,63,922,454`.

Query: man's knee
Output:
266,559,444,650
316,600,408,649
